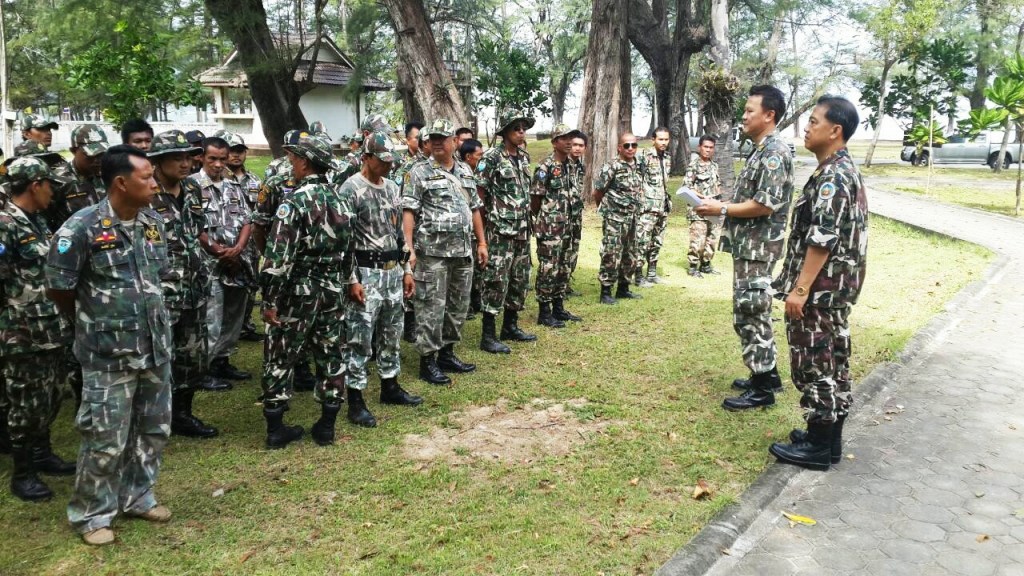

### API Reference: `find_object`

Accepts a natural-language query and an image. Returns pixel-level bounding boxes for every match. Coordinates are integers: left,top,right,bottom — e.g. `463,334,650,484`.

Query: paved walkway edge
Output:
655,213,1011,576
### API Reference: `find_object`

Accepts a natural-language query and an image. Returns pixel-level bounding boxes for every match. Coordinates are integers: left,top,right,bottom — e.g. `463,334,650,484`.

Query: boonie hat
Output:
148,130,202,157
70,124,110,156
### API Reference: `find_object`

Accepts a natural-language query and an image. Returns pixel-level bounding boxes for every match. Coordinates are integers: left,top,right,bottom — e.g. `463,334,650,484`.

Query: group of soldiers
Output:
0,82,869,546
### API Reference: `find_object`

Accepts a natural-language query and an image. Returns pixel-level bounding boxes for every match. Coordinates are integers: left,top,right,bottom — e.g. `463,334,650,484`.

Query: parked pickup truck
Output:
900,132,1019,168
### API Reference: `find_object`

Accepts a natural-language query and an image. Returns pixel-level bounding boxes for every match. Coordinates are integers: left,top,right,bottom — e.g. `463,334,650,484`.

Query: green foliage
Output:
961,108,1010,137
473,38,551,117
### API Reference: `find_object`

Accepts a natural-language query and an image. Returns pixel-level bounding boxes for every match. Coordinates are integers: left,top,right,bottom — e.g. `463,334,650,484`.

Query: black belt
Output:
355,249,403,269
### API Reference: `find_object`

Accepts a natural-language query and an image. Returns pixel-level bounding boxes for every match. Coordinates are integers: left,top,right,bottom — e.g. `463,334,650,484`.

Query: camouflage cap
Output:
360,114,391,133
351,132,365,144
424,118,455,138
184,130,206,145
20,114,59,131
497,111,535,135
309,120,327,135
213,130,247,150
283,133,339,171
3,156,71,186
362,131,397,163
282,129,303,145
15,140,50,157
148,130,201,157
70,124,110,156
550,123,576,141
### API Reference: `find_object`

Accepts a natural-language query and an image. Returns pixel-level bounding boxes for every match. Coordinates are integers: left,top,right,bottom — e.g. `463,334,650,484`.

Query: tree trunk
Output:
204,0,307,156
864,56,895,167
382,0,468,127
704,0,735,197
969,0,995,111
551,75,570,125
757,15,785,85
995,117,1011,173
395,58,425,122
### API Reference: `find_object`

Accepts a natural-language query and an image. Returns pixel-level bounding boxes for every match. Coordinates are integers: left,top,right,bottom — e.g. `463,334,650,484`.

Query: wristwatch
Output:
720,205,728,216
795,285,808,296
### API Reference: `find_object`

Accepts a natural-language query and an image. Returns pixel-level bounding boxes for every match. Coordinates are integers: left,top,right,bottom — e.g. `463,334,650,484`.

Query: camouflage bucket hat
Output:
424,118,455,138
363,131,397,163
282,129,303,145
71,124,110,156
213,130,247,150
550,123,577,141
497,111,535,135
148,130,201,157
360,113,391,133
20,114,59,131
284,133,338,171
4,156,71,186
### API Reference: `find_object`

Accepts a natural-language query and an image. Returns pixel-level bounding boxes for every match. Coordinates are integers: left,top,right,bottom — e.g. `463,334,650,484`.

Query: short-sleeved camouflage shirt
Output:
341,173,405,254
402,157,481,258
593,157,645,216
773,147,868,308
530,153,572,238
230,168,262,209
637,148,672,213
477,146,532,239
684,154,722,221
190,169,253,286
148,178,209,310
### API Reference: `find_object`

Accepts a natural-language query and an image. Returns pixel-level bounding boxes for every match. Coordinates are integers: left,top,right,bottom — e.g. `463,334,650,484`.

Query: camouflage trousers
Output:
732,258,778,374
598,208,640,286
635,211,661,270
208,282,248,360
535,231,572,302
2,349,64,447
68,362,172,534
170,305,208,392
413,254,473,356
787,306,853,424
471,236,483,306
567,202,584,279
688,218,723,267
344,266,404,391
647,199,671,264
480,229,531,315
262,292,346,405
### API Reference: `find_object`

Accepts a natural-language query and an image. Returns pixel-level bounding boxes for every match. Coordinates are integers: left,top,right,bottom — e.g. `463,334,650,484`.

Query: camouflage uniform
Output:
531,153,573,302
42,124,109,238
684,154,724,268
477,145,532,314
636,147,672,274
721,131,793,374
566,157,585,280
594,157,645,287
47,198,173,533
264,156,290,180
229,165,262,338
772,147,868,423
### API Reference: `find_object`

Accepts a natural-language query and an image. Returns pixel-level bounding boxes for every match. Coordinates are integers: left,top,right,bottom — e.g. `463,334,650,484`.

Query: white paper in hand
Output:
675,186,703,207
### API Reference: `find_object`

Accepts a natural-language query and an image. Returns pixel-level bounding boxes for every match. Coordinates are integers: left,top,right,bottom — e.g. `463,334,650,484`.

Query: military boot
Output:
770,420,834,471
197,374,232,392
600,285,617,305
0,408,12,454
480,313,511,354
634,270,653,288
500,309,537,342
722,371,776,411
646,261,663,284
731,366,784,393
346,388,377,428
790,414,845,464
11,446,52,501
31,433,76,475
263,403,304,449
311,401,342,445
537,302,566,328
552,298,582,322
437,344,476,373
380,377,423,406
403,310,417,343
615,281,642,300
699,262,721,275
688,266,703,278
210,357,251,381
293,361,317,392
170,390,219,439
419,354,451,385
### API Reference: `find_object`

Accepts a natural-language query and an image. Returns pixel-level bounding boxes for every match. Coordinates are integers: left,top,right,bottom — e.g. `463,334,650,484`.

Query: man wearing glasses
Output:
593,133,645,305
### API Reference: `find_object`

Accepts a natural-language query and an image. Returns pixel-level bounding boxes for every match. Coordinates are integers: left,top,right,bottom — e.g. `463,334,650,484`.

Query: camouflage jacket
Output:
342,173,406,255
720,131,793,262
264,156,290,180
392,150,426,188
148,178,209,310
568,158,585,214
260,174,353,303
229,168,262,210
594,157,645,216
0,203,68,355
773,148,868,308
254,170,299,230
44,161,104,233
477,146,532,239
190,169,253,286
402,157,481,258
336,152,362,184
46,200,172,371
683,154,722,221
638,148,672,213
530,153,573,238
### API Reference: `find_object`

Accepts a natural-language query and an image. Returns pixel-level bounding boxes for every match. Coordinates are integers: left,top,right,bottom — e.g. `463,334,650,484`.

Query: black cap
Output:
184,130,206,146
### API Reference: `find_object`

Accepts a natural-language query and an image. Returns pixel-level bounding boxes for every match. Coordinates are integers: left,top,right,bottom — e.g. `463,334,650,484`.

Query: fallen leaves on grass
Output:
692,479,713,500
782,511,817,527
629,477,640,486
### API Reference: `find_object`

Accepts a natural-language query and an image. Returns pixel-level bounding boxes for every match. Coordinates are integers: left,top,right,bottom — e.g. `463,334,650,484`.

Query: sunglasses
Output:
622,142,638,149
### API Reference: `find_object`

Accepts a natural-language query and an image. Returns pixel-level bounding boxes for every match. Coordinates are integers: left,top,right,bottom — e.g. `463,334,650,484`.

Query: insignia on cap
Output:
101,218,112,227
276,204,292,219
57,237,72,254
177,134,186,143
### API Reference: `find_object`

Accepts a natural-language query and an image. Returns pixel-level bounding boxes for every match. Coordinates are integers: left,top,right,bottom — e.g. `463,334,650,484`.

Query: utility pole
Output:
0,0,9,155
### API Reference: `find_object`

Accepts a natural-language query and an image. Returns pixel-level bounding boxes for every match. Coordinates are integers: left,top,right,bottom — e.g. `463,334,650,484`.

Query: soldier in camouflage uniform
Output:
260,133,352,449
185,130,205,174
476,112,537,352
402,119,488,384
694,85,794,412
636,127,672,286
147,131,221,438
684,135,724,278
768,96,868,470
19,114,59,149
342,132,422,427
47,146,175,546
45,124,109,234
458,138,485,318
338,114,392,183
531,124,584,327
394,127,432,341
567,133,587,295
1,158,74,501
593,132,645,305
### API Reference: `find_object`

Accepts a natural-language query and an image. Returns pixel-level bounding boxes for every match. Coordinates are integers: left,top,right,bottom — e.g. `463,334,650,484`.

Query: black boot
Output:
310,401,342,445
480,313,511,354
197,374,232,392
31,434,76,475
731,366,784,393
171,390,219,439
600,285,617,305
688,266,703,278
380,377,423,406
537,302,566,328
634,270,653,288
722,370,776,411
0,408,11,454
346,388,377,428
11,447,52,501
700,262,721,275
770,420,834,471
263,403,304,449
403,310,417,343
552,298,582,322
293,361,317,392
615,281,641,299
210,357,251,381
500,309,537,341
646,261,662,284
419,354,451,385
437,344,476,373
790,414,845,464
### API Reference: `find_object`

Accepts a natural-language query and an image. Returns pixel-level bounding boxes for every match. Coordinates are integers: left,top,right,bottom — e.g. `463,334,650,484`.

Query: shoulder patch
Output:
818,182,836,200
536,169,547,181
0,242,5,255
765,156,781,171
276,204,292,220
57,237,72,254
477,160,486,173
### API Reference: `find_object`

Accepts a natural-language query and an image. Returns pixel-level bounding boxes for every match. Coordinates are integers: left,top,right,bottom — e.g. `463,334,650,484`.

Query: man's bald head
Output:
617,132,639,160
618,132,636,145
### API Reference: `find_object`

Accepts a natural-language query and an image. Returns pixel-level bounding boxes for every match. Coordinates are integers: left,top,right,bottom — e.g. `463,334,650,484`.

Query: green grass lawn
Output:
0,198,991,574
860,165,1024,217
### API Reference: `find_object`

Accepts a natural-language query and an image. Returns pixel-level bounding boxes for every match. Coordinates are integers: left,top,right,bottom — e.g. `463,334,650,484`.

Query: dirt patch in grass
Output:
402,398,617,466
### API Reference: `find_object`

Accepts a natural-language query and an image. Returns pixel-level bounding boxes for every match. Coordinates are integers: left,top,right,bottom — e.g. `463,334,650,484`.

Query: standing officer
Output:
343,132,422,428
567,133,587,295
768,96,868,470
220,131,264,343
684,136,724,278
402,119,488,384
45,124,109,232
593,132,645,305
476,112,536,352
694,85,794,411
260,134,351,449
1,158,74,501
636,127,672,286
47,146,174,546
531,124,583,327
148,131,223,438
